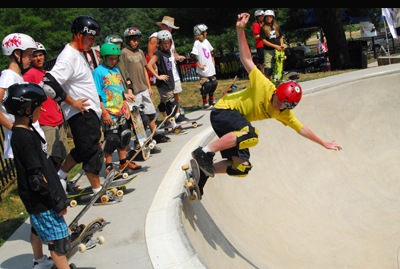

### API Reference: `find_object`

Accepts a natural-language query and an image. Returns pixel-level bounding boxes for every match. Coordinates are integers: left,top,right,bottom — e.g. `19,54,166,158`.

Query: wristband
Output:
236,25,245,29
102,112,109,117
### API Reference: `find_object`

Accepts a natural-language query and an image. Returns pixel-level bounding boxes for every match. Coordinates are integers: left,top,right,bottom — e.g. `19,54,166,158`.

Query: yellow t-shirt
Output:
214,66,304,131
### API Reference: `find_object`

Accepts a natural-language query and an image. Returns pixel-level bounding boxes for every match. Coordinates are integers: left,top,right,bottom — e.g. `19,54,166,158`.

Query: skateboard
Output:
273,50,286,83
49,170,114,268
163,114,205,134
129,101,156,161
182,159,202,201
218,76,238,100
113,105,176,179
67,175,138,207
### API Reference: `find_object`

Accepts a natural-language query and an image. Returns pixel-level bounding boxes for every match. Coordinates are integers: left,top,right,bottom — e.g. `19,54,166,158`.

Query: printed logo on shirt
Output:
202,48,210,59
163,56,172,70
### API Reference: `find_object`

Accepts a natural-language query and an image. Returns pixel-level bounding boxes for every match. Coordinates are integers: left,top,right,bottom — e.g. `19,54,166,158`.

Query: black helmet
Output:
71,15,101,37
4,82,47,117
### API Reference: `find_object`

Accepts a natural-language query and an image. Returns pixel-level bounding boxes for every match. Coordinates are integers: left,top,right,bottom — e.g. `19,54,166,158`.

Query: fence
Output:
0,126,16,198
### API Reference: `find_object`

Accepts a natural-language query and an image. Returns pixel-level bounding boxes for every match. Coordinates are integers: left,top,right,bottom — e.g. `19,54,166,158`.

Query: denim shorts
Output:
210,108,252,161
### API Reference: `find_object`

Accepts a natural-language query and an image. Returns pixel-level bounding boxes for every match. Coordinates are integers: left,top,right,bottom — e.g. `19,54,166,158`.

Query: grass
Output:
0,66,370,248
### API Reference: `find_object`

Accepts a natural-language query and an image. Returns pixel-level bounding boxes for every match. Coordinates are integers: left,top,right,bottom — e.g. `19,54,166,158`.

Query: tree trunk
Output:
314,8,352,70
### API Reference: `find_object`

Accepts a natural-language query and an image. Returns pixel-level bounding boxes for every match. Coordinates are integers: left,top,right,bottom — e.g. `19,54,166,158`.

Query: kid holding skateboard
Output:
5,83,70,269
93,43,141,175
190,24,218,109
192,13,342,196
147,30,186,134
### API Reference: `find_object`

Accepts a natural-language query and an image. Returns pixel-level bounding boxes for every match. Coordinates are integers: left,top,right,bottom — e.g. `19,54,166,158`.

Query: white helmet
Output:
34,42,47,55
264,10,275,17
157,30,172,42
254,10,264,17
2,33,36,56
193,24,208,36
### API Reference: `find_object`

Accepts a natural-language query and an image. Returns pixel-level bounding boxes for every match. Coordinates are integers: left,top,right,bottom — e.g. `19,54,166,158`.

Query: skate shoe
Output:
119,160,142,172
192,147,215,177
173,126,187,134
32,255,53,269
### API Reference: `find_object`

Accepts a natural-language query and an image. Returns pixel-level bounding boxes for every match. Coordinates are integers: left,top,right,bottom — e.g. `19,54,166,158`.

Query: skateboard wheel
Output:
109,188,118,196
192,122,198,128
78,243,86,253
97,236,105,245
182,164,189,171
169,117,175,123
149,143,155,150
69,263,77,269
189,195,196,201
117,190,124,197
101,195,109,203
122,173,128,179
186,181,194,189
70,200,78,208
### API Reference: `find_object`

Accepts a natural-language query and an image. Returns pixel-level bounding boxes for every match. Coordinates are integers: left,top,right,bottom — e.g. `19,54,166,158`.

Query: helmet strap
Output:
73,33,84,52
12,50,24,72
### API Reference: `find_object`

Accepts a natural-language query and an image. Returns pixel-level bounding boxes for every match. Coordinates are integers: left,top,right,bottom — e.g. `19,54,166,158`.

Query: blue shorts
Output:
210,108,252,161
30,209,69,242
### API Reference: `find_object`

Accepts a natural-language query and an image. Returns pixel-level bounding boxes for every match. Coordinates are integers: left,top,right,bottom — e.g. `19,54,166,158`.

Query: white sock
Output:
33,255,47,263
93,187,102,195
175,112,180,118
57,169,68,180
171,121,177,129
202,146,211,153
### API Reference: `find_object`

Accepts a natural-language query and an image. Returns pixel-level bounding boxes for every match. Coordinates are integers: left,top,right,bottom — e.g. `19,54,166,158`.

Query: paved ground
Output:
181,64,400,269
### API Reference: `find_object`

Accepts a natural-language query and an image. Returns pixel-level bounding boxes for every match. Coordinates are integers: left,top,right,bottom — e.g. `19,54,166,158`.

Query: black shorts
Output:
210,108,252,161
68,109,102,165
256,47,265,65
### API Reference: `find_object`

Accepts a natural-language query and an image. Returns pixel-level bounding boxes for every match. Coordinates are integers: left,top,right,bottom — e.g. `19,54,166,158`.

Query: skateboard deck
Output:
114,106,176,179
273,50,286,82
49,171,114,268
163,114,205,133
182,159,202,201
67,175,138,207
218,76,238,100
129,101,154,161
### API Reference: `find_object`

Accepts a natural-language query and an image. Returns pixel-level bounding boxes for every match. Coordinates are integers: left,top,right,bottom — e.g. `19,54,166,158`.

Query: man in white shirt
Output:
42,15,103,194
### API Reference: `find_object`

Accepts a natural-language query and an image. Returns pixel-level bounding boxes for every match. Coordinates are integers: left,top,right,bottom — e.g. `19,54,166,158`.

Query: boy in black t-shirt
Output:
147,30,186,134
5,83,70,269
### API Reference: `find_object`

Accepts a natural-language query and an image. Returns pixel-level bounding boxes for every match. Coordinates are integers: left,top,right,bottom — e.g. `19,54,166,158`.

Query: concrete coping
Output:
144,64,400,269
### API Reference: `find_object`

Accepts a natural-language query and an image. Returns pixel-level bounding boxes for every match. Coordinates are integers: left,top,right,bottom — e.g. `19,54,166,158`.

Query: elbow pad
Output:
41,73,67,102
190,53,198,63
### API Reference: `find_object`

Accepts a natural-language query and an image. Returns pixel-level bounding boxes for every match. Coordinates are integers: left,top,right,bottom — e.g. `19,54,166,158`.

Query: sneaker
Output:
176,114,189,124
154,133,171,143
173,126,188,134
119,160,142,171
203,103,210,109
32,255,53,269
105,165,116,176
191,147,215,177
151,145,162,154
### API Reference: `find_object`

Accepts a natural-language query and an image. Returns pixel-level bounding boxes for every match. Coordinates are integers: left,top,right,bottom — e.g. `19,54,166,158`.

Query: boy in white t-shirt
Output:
190,24,218,109
41,15,104,195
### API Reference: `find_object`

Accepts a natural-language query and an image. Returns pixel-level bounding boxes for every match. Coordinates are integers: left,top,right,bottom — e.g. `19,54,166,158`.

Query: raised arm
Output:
236,13,255,74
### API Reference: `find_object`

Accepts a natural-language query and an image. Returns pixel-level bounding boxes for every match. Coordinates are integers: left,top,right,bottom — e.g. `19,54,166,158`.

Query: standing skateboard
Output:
218,76,238,100
113,105,177,179
164,114,205,134
182,159,202,201
68,175,138,207
129,101,156,161
50,170,114,268
273,50,286,82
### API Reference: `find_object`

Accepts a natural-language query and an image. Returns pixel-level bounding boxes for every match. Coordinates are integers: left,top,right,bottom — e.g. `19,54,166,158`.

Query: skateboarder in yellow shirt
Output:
191,13,342,195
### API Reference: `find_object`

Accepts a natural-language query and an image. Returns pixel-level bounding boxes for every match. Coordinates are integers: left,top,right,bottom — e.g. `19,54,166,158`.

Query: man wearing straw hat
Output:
148,16,188,124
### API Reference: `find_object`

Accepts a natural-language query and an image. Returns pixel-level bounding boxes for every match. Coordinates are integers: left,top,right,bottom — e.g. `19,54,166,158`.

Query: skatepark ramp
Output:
145,66,400,269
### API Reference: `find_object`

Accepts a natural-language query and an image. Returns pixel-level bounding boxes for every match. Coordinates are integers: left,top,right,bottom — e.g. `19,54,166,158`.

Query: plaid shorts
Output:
30,209,69,242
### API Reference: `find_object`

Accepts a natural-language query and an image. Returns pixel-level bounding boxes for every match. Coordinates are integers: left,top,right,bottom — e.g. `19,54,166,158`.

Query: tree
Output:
314,8,352,70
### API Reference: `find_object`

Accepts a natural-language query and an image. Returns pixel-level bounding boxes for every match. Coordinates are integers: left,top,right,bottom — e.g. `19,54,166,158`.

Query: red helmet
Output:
276,81,302,109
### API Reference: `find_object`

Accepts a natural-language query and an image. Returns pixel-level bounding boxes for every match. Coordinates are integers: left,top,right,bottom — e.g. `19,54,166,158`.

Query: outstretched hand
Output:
236,13,250,28
324,140,342,151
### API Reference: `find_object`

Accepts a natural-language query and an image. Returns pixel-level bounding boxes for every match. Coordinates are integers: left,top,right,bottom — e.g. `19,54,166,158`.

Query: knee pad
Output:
119,128,131,149
264,68,273,76
234,126,259,150
103,133,120,154
210,79,218,94
166,98,179,117
158,102,166,113
48,235,71,254
82,146,104,175
226,160,252,177
200,80,213,95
